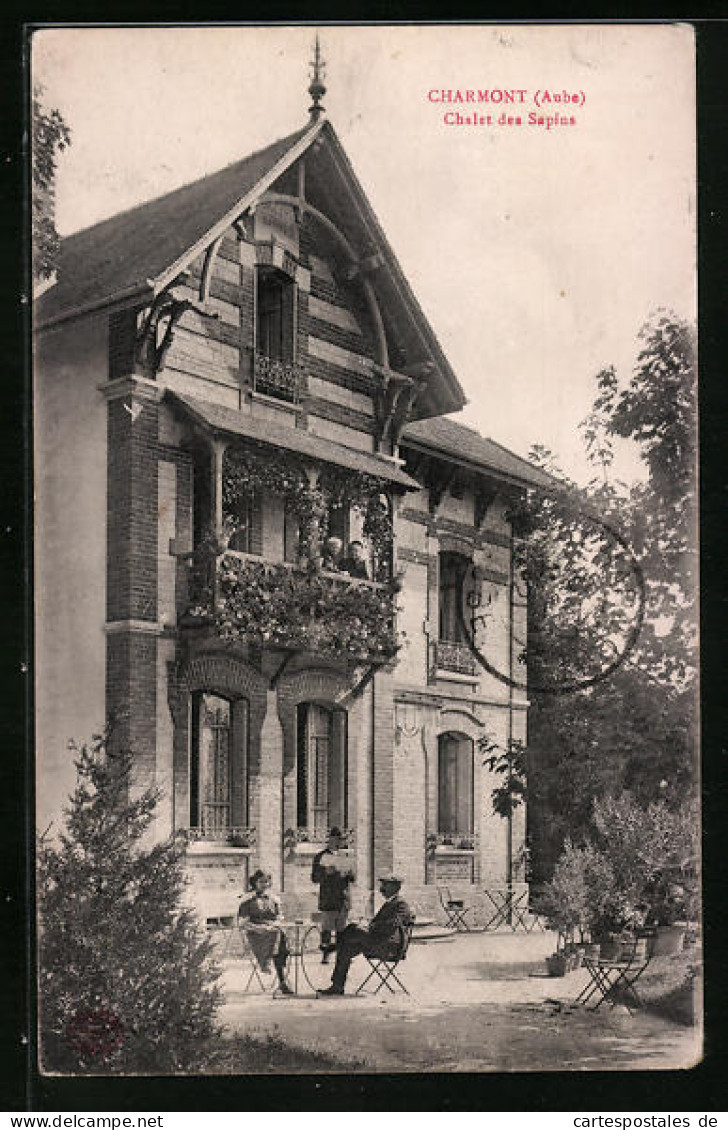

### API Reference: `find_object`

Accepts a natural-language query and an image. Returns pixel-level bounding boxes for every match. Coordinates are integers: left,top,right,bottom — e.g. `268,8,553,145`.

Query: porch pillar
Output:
252,688,284,889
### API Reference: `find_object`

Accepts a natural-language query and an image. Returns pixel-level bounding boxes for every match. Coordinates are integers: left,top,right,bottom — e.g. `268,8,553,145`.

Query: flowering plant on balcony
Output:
253,352,306,403
427,832,476,855
212,555,400,662
222,445,394,575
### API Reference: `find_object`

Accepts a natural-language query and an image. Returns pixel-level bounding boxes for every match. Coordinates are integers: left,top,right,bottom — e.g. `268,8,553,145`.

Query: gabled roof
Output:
34,117,465,418
402,415,555,490
35,124,314,329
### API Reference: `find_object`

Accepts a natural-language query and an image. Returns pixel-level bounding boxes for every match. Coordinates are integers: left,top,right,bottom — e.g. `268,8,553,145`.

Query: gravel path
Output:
216,931,701,1073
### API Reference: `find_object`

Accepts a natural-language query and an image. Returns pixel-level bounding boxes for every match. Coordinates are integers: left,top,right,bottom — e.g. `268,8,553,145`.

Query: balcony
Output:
185,550,399,665
252,352,305,405
434,639,476,676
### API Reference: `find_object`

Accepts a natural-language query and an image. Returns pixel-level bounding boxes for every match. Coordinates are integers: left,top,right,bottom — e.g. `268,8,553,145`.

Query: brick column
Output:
253,688,284,889
371,667,395,879
102,376,163,790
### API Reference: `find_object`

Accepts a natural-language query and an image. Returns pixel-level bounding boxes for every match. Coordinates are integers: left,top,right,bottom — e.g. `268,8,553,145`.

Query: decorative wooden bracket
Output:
427,460,458,517
135,288,219,379
391,379,424,447
373,369,418,448
474,482,499,530
343,252,384,282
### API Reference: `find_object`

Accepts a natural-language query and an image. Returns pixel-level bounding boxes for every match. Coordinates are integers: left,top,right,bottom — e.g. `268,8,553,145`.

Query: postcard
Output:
32,23,698,1078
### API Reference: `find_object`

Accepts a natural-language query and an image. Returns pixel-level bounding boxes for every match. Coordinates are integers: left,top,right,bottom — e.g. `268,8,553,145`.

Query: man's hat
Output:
378,872,403,887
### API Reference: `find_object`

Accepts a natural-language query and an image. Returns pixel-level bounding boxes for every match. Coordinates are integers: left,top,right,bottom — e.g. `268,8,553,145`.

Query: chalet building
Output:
34,57,551,923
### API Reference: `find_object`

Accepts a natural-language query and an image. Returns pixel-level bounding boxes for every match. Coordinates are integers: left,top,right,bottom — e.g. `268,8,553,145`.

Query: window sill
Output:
286,842,354,857
185,841,254,856
435,669,479,685
250,389,303,413
434,845,475,855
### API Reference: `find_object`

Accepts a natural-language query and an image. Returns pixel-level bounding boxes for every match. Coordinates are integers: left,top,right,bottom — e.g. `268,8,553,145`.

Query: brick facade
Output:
38,140,533,928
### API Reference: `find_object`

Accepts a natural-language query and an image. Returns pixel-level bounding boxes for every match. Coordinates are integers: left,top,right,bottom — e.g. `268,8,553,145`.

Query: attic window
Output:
254,266,301,404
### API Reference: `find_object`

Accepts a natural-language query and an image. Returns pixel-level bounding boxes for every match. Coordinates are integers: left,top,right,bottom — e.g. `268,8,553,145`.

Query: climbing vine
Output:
222,444,393,575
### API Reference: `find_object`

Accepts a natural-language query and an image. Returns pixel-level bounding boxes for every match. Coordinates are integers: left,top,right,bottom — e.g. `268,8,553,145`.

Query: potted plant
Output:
546,951,569,977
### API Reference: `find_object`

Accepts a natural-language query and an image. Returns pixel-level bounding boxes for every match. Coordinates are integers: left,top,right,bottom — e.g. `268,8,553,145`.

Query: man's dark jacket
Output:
311,849,353,911
365,896,414,957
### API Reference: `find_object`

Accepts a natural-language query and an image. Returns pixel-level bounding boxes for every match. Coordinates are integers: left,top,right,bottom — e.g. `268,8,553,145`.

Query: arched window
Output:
296,703,348,838
438,732,474,836
190,692,249,836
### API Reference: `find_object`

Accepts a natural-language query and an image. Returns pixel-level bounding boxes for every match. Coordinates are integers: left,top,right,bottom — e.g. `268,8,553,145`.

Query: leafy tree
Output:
37,733,222,1074
516,313,697,882
32,85,71,282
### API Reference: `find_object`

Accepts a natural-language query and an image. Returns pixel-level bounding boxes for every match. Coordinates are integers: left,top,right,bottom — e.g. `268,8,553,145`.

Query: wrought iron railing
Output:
427,831,477,853
284,826,355,849
186,825,257,847
435,639,477,675
253,352,305,404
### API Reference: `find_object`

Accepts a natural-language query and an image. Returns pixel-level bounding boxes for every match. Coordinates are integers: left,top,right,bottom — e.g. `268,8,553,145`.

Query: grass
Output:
206,1030,368,1074
633,945,702,1027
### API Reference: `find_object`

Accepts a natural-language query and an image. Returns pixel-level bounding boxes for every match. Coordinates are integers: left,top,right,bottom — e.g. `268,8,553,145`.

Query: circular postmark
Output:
65,1007,124,1062
457,503,645,695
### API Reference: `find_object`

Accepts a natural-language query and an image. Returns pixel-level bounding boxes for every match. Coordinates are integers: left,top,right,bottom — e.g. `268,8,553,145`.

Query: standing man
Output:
311,827,355,963
317,874,413,996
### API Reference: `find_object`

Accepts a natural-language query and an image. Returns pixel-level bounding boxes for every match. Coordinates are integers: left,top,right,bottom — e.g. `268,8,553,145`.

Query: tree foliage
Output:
520,313,698,882
32,85,71,282
37,733,222,1074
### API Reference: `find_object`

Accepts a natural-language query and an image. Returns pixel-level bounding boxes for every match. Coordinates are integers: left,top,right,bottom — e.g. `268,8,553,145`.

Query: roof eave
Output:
400,435,553,492
34,280,154,333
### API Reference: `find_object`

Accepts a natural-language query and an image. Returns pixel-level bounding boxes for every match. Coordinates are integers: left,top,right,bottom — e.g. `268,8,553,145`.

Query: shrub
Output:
37,733,222,1074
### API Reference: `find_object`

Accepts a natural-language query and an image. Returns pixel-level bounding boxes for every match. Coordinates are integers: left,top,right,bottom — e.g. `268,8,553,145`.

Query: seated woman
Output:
238,869,293,995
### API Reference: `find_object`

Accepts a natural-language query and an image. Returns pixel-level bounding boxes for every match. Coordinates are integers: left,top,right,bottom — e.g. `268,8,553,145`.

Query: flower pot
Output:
652,924,686,956
598,940,622,961
546,953,568,977
583,943,600,962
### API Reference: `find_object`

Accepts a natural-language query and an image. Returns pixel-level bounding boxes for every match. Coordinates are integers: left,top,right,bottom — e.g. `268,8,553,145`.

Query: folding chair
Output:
438,886,473,931
574,936,652,1014
236,920,278,995
356,921,415,996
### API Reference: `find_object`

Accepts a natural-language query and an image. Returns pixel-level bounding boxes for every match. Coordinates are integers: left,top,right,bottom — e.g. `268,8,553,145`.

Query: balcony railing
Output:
435,638,477,676
284,826,355,850
186,825,257,848
185,550,399,665
427,831,477,853
252,352,305,405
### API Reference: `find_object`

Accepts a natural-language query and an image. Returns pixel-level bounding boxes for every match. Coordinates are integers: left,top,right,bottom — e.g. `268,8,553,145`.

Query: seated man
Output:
317,874,413,996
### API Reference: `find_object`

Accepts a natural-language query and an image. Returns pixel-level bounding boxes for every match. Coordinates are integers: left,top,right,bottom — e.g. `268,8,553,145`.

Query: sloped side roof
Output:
167,391,420,490
35,125,312,327
402,415,554,490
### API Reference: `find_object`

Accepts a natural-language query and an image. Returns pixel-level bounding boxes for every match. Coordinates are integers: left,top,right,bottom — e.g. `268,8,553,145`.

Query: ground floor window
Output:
190,692,248,834
296,702,347,837
438,732,474,836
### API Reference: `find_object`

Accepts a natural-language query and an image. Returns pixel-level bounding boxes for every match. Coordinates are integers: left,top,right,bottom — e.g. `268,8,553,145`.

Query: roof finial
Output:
308,33,326,121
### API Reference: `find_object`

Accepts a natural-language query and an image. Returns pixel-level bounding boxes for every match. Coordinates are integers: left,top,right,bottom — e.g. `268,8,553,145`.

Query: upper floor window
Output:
439,551,470,644
256,266,295,363
437,550,477,674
